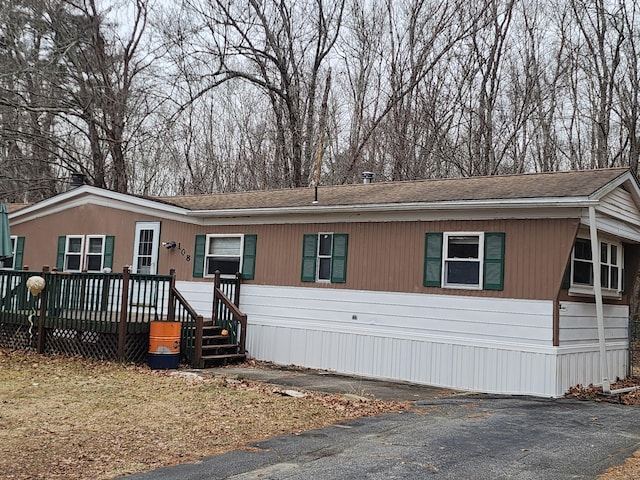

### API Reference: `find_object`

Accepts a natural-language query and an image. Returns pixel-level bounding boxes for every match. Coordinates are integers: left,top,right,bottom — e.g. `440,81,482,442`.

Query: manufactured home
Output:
6,168,640,397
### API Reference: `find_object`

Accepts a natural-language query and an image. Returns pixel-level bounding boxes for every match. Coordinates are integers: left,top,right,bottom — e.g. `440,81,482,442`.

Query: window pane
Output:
610,245,618,265
86,255,102,271
138,229,153,256
601,265,610,288
88,237,103,254
573,260,593,285
318,234,332,256
66,254,81,270
68,238,82,253
137,258,151,274
318,258,331,280
209,237,241,256
600,243,607,263
446,261,480,285
574,239,592,260
447,236,479,259
611,267,619,289
207,257,240,275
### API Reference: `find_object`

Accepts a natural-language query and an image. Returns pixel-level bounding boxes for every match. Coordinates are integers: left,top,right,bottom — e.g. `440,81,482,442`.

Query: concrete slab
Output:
192,365,454,402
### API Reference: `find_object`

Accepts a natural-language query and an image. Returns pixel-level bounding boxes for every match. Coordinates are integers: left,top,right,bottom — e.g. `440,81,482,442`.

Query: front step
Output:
198,320,246,367
200,352,247,367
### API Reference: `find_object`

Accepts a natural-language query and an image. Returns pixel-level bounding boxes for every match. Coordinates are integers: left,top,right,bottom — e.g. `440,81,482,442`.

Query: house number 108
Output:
176,243,191,262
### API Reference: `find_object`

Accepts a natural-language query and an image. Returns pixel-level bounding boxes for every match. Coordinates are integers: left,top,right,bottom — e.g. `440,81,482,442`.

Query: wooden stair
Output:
200,320,246,367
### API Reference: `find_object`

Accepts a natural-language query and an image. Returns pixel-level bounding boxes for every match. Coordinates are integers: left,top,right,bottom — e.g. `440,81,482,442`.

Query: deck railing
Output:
0,267,247,366
0,268,174,362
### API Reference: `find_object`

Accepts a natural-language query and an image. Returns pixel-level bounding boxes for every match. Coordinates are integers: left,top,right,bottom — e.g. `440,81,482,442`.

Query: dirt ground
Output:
0,349,638,480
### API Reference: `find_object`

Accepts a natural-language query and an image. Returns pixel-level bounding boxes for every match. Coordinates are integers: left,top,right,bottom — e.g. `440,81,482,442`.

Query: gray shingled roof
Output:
155,168,631,211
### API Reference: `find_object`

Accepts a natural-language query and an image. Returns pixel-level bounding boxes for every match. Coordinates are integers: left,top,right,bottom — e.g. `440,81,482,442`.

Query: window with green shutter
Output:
0,236,24,270
194,234,258,279
424,231,505,291
301,233,349,283
55,235,115,272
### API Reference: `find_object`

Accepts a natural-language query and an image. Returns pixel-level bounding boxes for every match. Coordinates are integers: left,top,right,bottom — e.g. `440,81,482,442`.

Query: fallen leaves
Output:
0,349,408,480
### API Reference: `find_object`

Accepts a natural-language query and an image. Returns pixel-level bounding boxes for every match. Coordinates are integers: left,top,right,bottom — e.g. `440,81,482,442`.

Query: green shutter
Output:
14,237,25,270
330,234,348,283
424,233,443,287
56,236,66,270
103,236,115,269
241,234,257,280
193,235,206,278
483,232,505,291
301,234,318,282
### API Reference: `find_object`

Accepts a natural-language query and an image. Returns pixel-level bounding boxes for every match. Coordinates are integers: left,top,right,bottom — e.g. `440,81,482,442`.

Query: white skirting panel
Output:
555,344,629,393
175,283,630,397
240,285,566,397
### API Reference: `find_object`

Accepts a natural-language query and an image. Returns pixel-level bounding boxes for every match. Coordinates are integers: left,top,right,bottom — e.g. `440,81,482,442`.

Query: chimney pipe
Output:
361,171,374,184
69,172,86,190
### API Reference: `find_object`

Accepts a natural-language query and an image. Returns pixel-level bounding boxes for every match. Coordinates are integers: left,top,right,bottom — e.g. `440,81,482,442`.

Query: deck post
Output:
234,272,241,307
212,270,221,326
36,266,49,354
167,269,176,322
117,266,130,362
239,314,247,354
194,314,204,367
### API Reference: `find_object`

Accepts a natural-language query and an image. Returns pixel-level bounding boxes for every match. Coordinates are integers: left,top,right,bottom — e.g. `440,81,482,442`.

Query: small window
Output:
205,235,242,276
317,233,333,281
443,233,483,288
65,236,84,271
570,237,623,296
85,236,105,272
301,233,348,283
57,235,113,272
0,236,16,269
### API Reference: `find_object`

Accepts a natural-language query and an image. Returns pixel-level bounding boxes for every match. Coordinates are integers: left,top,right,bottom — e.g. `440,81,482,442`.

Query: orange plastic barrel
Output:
148,321,181,369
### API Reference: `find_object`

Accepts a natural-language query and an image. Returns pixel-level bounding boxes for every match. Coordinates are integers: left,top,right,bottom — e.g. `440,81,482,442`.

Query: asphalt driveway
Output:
121,395,640,479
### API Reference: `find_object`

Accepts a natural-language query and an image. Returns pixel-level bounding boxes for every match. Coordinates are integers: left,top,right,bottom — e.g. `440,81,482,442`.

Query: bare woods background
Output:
1,0,639,201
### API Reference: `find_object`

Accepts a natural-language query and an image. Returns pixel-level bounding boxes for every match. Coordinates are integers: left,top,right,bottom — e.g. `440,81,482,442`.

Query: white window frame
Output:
0,236,16,270
63,235,107,272
316,232,334,282
64,235,85,272
442,232,484,290
569,236,623,299
204,234,244,278
84,235,106,272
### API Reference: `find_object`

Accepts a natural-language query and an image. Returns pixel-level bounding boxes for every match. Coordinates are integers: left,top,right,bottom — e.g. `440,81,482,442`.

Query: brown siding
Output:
13,206,587,301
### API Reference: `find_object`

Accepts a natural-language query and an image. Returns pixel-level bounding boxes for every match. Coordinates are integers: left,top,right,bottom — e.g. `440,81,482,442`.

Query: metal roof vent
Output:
69,172,86,190
361,171,375,184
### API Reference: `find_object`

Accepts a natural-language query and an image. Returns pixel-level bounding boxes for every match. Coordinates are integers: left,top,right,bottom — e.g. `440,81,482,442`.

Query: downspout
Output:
589,206,611,393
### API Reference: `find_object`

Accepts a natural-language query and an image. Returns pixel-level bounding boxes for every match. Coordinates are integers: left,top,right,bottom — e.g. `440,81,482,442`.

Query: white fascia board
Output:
190,197,597,225
589,171,639,201
9,185,193,225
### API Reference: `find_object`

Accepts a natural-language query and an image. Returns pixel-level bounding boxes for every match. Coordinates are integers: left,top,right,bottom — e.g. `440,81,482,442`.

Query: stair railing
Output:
212,271,247,355
168,271,204,367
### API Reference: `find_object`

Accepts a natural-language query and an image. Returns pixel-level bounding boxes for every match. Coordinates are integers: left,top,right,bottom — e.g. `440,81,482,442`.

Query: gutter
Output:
185,197,599,218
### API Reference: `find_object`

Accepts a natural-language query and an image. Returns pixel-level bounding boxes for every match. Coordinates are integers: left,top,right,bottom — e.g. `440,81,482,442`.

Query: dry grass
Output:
0,349,408,480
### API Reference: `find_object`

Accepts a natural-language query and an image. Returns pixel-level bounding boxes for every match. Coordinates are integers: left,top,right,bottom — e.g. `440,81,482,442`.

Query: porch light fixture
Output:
162,241,177,249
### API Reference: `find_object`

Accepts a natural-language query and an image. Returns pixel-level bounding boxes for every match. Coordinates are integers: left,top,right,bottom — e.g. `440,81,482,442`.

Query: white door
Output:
132,222,160,274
